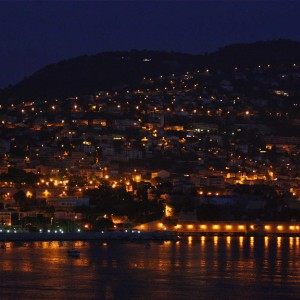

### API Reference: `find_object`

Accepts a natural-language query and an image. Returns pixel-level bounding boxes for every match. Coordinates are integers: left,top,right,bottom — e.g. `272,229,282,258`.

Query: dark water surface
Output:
1,236,300,299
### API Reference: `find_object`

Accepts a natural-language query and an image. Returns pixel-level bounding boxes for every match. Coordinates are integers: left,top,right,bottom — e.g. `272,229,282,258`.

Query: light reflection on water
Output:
1,237,300,299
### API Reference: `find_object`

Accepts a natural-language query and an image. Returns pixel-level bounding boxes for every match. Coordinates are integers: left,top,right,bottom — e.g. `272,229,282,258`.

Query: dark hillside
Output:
1,39,300,100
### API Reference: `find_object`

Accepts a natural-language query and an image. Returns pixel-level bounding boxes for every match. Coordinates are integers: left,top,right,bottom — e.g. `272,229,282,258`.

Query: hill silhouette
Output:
1,39,300,99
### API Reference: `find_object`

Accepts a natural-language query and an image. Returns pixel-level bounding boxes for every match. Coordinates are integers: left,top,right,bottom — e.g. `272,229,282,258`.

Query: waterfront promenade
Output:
0,230,179,242
134,220,300,237
2,220,300,241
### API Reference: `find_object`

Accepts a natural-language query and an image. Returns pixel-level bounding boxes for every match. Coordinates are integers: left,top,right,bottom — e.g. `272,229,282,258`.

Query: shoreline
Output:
0,231,179,242
1,230,300,242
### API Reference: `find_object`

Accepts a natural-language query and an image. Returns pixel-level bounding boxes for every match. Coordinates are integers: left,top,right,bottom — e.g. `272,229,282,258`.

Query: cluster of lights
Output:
151,223,300,233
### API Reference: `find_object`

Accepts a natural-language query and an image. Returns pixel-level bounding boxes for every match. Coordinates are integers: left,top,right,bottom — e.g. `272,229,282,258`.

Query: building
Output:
0,211,11,226
47,197,89,210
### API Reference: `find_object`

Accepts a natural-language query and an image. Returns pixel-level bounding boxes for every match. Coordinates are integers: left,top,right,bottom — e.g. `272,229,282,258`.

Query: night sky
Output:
0,1,300,89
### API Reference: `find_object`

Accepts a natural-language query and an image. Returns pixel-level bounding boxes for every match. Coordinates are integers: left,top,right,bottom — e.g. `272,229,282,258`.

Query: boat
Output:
67,248,80,258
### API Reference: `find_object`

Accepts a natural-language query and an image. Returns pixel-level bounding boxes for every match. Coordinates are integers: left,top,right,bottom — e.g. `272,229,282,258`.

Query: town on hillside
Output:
1,59,300,233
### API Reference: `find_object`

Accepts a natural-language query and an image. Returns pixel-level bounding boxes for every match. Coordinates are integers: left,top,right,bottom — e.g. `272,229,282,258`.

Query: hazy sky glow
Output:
0,1,300,88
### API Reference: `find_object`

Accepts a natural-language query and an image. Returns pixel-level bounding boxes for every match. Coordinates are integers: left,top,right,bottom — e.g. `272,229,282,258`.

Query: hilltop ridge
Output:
1,39,300,99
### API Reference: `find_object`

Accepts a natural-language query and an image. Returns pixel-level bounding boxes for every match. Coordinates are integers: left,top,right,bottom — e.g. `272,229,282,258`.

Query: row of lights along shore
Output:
147,223,300,232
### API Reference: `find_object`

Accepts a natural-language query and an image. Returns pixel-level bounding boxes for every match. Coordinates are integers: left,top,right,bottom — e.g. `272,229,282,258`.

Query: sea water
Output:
0,236,300,300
